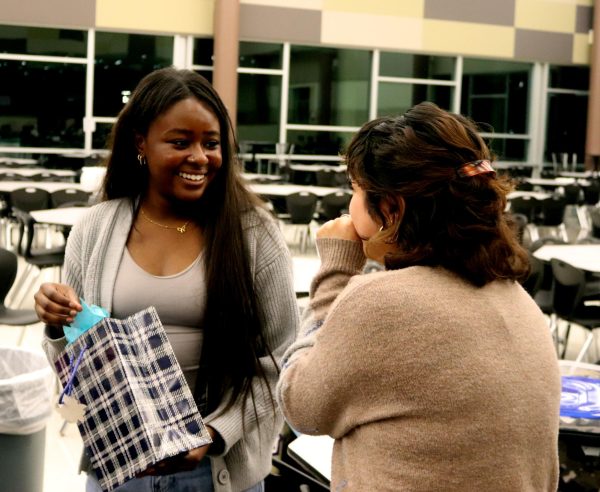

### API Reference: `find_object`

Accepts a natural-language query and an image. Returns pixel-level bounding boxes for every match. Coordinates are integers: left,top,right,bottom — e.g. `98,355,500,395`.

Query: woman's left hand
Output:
136,426,216,476
316,215,361,242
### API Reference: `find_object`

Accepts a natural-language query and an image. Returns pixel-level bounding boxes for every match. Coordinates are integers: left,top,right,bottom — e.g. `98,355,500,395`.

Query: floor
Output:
0,209,598,491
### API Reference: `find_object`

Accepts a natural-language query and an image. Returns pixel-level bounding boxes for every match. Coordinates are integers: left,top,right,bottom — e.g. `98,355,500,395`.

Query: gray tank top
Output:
112,247,206,391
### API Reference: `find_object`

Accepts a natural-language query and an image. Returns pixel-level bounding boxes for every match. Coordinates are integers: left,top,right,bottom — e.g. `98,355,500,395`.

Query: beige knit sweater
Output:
277,238,560,492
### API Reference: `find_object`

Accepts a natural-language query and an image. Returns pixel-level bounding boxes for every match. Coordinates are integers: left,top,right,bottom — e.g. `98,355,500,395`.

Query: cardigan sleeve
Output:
203,211,299,455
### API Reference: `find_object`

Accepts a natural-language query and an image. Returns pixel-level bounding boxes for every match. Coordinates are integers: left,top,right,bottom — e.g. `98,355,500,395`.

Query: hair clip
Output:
457,159,496,178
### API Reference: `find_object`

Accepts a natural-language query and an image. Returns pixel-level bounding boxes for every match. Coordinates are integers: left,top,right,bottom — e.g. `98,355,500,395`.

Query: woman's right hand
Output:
34,283,82,326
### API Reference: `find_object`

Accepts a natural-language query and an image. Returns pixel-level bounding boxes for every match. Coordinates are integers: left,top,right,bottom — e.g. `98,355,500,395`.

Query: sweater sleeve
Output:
203,212,299,455
276,237,367,437
40,206,88,366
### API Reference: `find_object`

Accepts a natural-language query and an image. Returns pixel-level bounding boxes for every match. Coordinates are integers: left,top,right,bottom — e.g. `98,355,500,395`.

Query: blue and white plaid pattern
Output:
54,307,211,492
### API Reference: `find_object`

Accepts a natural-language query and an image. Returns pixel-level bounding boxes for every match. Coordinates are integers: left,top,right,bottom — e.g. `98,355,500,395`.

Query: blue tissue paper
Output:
64,299,110,344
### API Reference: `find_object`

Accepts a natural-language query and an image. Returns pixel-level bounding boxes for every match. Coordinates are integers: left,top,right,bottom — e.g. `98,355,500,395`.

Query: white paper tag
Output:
57,395,87,423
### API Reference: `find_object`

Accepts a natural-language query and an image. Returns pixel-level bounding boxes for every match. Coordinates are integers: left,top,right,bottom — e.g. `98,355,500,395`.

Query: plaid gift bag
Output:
53,306,212,492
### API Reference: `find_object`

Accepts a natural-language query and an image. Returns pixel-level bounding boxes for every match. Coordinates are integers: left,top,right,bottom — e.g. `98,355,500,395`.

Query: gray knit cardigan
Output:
42,198,299,492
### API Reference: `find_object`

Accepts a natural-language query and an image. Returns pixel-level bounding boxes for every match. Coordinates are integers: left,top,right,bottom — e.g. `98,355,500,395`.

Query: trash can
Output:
0,347,54,492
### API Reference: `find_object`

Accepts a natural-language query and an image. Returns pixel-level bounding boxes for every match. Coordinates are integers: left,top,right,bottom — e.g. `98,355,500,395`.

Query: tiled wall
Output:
1,0,593,64
241,0,594,64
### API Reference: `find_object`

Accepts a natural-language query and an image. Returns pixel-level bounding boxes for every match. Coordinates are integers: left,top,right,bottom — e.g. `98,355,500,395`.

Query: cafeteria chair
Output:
50,188,91,208
582,181,600,207
0,247,40,345
285,191,318,253
318,191,351,222
10,186,52,249
7,208,66,309
536,196,568,242
509,196,541,242
522,252,558,351
550,258,600,362
9,186,51,212
0,172,29,181
315,168,337,187
591,208,600,239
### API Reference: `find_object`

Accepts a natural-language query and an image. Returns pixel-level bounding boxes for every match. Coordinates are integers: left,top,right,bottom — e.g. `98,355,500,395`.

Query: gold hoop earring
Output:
137,154,147,167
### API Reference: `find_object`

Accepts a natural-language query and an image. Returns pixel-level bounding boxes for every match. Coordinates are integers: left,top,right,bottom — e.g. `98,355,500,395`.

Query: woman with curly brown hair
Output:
277,102,560,491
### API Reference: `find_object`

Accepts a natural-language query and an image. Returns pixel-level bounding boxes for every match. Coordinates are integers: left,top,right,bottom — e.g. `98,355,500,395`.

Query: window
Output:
0,25,86,57
545,65,589,165
239,42,282,69
94,32,173,117
237,73,281,142
0,60,85,148
379,52,454,80
289,46,370,127
461,58,531,160
193,38,214,67
237,42,283,143
378,83,452,117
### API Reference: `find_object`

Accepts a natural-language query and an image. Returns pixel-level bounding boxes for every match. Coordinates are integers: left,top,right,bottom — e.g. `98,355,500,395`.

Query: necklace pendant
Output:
177,224,187,234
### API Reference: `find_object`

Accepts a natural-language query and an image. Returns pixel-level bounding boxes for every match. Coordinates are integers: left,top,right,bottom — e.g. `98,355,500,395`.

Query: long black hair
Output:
102,67,274,416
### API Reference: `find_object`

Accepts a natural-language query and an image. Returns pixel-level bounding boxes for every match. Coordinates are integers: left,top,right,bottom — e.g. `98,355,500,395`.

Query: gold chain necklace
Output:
140,209,190,234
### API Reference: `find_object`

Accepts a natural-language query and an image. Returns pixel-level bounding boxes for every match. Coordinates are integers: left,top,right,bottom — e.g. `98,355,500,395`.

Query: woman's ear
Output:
134,133,145,155
380,195,405,228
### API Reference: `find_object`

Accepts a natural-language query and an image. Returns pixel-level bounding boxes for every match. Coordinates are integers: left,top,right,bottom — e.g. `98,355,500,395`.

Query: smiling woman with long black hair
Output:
35,67,298,492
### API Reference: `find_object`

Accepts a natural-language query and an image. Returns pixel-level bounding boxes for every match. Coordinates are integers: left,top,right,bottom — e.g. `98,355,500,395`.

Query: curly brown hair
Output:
345,102,529,287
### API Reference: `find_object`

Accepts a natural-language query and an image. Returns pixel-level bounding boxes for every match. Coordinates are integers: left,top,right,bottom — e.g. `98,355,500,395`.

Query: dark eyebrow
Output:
164,128,220,137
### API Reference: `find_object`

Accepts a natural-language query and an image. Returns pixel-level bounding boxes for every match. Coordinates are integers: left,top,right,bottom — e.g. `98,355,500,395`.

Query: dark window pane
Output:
94,32,173,117
549,65,590,91
0,25,87,57
237,73,280,142
0,60,85,148
379,52,454,80
239,42,282,69
196,70,213,84
92,122,114,150
289,46,370,126
461,59,530,134
377,83,452,117
287,130,353,155
487,137,527,162
545,93,588,162
193,38,214,66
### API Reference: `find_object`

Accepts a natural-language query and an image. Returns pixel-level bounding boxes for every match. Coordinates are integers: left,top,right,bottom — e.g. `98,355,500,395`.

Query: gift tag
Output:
57,395,87,423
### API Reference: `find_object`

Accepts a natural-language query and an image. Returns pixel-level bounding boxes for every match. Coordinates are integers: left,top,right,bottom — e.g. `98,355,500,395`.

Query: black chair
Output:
0,247,40,345
537,196,568,241
10,187,51,212
10,187,52,251
285,191,318,253
550,258,600,362
509,196,541,224
315,169,337,187
524,252,558,349
515,180,534,192
563,184,582,205
0,172,29,181
318,191,352,222
8,208,66,308
50,188,91,208
582,181,600,207
591,208,600,239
